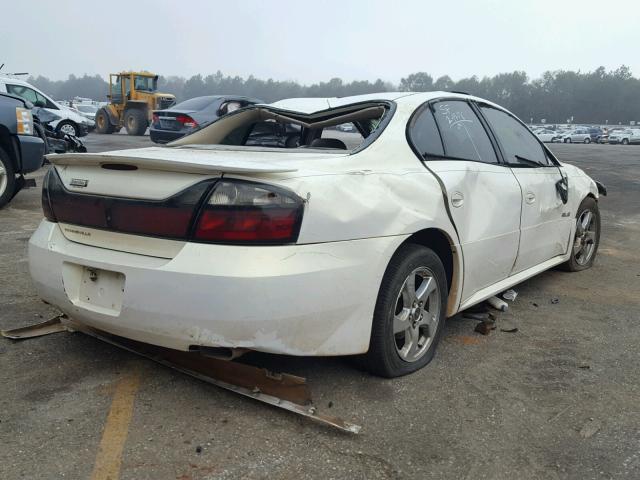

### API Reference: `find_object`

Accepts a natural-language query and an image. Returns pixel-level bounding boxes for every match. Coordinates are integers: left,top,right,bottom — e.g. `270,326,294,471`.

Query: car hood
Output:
58,105,93,124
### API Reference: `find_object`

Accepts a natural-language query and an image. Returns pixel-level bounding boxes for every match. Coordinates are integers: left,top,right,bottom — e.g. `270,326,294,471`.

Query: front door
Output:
409,100,523,302
479,105,572,273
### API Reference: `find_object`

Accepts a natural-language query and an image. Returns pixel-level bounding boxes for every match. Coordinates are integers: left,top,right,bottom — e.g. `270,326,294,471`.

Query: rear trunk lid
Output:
153,110,198,131
45,146,342,257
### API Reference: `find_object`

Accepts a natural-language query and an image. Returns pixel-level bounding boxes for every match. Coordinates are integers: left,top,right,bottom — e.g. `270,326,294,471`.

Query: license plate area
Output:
62,262,126,316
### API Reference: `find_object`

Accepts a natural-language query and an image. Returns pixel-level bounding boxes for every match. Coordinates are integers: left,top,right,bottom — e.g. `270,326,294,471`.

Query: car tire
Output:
622,138,629,145
124,109,148,136
56,120,78,137
560,196,600,272
584,137,591,144
0,146,17,209
95,108,115,134
362,244,448,378
564,138,571,143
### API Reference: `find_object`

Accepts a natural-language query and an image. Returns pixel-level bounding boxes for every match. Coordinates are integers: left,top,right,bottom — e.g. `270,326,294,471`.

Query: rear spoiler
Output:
47,147,297,175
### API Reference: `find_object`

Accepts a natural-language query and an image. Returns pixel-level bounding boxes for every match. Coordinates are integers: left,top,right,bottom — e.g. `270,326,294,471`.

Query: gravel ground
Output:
0,136,638,479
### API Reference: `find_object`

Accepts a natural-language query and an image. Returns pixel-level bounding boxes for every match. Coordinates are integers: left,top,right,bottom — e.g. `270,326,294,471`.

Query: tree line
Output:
26,66,640,124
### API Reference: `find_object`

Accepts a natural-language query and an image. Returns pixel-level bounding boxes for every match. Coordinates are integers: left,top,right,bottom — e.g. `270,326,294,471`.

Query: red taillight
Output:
194,181,303,244
176,115,198,128
42,171,302,245
152,113,159,125
44,168,215,239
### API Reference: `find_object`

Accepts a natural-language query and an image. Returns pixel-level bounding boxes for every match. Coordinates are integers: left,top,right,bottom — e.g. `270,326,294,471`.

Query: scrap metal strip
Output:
1,315,68,339
82,328,362,434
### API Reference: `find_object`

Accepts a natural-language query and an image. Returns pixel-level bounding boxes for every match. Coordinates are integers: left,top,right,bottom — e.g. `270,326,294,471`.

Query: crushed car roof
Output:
266,91,503,114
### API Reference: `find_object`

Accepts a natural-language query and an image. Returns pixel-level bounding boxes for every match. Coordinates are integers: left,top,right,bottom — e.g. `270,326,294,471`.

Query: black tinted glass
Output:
409,107,444,157
432,101,497,163
481,106,549,166
174,97,217,111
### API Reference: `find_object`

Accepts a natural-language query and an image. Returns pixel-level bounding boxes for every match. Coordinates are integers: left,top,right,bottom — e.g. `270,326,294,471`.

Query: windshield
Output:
134,76,157,92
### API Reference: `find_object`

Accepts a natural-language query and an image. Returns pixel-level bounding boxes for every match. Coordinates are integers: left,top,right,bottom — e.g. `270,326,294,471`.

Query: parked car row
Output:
534,125,640,145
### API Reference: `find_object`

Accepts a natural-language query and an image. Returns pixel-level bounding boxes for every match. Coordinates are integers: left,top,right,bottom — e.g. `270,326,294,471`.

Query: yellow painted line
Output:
91,369,142,480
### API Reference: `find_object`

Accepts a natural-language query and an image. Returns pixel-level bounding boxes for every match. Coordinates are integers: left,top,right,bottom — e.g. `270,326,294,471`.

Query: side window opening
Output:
408,106,444,157
432,101,498,164
480,106,550,166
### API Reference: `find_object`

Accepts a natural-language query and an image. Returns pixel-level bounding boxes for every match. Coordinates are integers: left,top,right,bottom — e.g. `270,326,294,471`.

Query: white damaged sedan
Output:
29,92,604,377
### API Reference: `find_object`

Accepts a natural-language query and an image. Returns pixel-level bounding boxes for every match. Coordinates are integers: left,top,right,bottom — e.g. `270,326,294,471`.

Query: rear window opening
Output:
169,102,391,152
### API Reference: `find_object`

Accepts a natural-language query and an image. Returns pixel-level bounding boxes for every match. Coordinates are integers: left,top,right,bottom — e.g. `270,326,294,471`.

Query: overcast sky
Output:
2,0,638,84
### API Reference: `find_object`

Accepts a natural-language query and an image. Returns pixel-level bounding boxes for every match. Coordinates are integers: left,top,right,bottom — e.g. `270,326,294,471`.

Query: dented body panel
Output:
30,220,407,355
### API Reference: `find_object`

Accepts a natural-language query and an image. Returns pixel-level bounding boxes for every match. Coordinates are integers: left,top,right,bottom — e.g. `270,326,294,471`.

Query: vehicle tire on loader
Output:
125,109,148,136
95,108,115,134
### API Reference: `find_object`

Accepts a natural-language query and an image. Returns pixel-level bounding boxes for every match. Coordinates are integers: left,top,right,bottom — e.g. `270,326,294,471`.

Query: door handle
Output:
525,191,536,204
451,191,464,208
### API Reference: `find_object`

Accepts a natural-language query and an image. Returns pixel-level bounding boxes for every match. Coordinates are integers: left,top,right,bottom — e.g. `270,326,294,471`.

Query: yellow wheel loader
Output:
95,71,175,136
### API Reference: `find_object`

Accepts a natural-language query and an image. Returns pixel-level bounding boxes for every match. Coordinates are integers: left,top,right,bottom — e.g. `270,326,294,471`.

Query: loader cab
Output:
108,73,158,103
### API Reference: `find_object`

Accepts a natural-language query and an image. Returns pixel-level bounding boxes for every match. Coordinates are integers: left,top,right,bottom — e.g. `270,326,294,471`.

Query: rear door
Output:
478,105,572,274
409,99,523,302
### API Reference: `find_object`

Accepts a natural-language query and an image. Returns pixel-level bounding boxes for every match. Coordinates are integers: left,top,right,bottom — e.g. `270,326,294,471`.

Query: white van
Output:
0,77,94,136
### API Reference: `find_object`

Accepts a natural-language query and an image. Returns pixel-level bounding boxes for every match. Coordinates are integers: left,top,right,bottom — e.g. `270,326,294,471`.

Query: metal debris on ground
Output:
579,418,602,438
502,289,518,301
499,326,519,333
474,320,497,335
1,315,69,339
0,317,361,434
463,312,490,321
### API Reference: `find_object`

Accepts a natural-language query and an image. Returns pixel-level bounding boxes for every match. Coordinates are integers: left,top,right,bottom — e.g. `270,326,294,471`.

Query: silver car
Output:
562,128,592,143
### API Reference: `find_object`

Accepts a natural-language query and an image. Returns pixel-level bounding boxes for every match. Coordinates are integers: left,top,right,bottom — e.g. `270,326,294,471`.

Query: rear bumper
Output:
16,134,45,173
28,220,405,356
149,128,188,144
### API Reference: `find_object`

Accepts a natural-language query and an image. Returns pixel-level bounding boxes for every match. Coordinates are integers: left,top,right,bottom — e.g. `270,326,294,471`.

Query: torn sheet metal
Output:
1,317,360,433
1,315,68,339
84,328,361,434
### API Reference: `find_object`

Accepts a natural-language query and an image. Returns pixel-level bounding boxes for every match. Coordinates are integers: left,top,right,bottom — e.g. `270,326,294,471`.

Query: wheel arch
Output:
100,105,120,126
396,228,462,317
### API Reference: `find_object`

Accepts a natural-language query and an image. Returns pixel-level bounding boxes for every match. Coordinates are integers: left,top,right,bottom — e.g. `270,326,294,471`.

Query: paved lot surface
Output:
1,136,639,479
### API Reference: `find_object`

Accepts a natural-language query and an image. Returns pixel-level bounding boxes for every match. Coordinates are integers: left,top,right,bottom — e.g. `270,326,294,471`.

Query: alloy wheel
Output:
59,123,76,136
393,267,441,362
573,209,597,265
